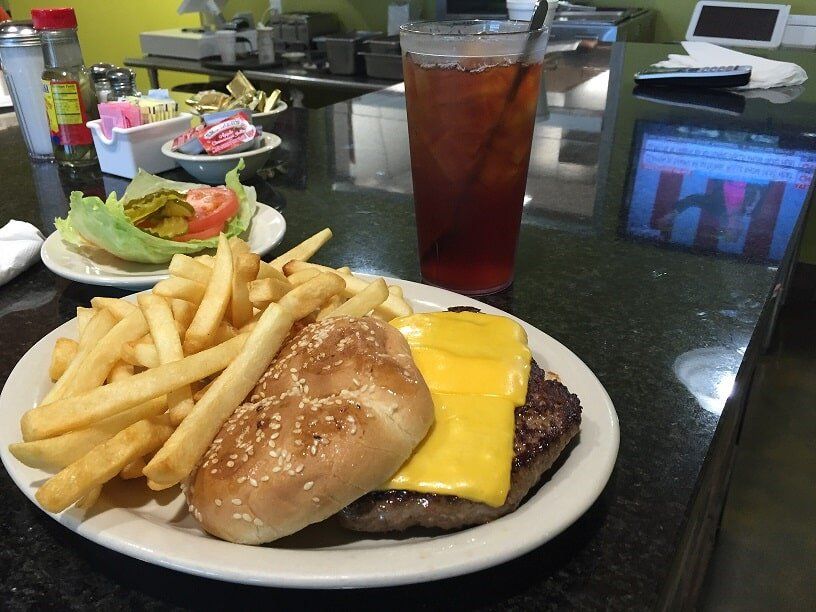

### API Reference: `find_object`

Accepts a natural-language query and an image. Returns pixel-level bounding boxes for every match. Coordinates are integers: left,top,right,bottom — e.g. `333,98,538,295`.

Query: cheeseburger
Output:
185,308,581,544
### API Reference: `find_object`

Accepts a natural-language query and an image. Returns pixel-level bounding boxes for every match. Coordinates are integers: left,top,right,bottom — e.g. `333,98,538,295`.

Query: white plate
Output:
40,203,286,289
0,278,619,588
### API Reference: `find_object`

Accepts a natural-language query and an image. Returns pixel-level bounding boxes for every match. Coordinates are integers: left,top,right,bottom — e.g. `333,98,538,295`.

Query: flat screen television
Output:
622,121,816,263
435,0,507,19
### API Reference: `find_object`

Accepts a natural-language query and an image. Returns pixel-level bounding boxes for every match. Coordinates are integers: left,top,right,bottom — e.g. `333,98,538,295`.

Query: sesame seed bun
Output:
185,316,435,545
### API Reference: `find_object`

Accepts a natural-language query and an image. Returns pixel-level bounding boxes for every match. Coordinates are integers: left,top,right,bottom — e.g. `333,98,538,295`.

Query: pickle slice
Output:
141,216,189,238
161,200,195,218
124,189,189,223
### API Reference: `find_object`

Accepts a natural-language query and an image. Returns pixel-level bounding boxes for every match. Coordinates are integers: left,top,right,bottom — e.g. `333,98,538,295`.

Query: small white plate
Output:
40,202,285,289
0,278,619,588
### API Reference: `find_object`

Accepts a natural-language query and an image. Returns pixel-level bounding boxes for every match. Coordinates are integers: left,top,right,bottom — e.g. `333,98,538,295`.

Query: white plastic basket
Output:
87,112,193,179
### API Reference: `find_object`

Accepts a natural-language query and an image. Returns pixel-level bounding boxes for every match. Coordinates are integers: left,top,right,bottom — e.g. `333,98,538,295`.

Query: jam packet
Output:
171,110,261,156
198,110,257,155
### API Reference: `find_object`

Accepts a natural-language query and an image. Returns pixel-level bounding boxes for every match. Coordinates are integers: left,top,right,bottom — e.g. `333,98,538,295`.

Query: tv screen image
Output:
623,123,816,263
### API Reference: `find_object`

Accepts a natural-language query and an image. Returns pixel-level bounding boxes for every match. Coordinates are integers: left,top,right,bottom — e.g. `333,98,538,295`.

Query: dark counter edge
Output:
123,55,394,93
658,181,814,609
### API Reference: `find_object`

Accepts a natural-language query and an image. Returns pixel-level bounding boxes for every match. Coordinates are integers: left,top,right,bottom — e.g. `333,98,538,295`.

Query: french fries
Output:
170,299,197,333
75,486,101,510
230,252,260,329
317,277,388,320
168,254,212,285
21,335,247,441
277,272,345,320
153,277,207,304
11,228,420,524
121,342,160,369
49,338,78,382
138,293,196,426
257,261,290,283
283,260,412,320
43,309,116,405
269,227,332,271
248,277,291,306
76,307,94,336
90,297,138,320
58,309,148,399
144,303,294,486
183,235,233,354
286,268,320,287
120,457,146,480
35,415,174,513
9,397,166,471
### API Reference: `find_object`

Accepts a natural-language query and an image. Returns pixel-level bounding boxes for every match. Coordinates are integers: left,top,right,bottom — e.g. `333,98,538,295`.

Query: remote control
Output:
633,65,752,88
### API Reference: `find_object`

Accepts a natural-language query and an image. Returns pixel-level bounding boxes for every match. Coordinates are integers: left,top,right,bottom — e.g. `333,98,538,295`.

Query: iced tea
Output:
404,55,542,293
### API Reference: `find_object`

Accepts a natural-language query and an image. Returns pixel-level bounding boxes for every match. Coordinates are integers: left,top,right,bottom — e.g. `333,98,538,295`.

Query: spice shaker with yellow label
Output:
32,7,98,167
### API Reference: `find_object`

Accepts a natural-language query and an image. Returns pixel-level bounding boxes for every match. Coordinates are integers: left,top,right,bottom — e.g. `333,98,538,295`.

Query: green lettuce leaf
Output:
55,161,257,264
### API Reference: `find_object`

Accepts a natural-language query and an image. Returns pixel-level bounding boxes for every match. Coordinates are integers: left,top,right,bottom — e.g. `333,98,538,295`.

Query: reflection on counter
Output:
674,346,745,416
623,122,816,263
330,45,612,236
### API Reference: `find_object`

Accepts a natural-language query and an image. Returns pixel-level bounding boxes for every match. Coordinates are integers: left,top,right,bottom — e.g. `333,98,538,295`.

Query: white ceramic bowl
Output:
252,100,288,132
161,133,282,184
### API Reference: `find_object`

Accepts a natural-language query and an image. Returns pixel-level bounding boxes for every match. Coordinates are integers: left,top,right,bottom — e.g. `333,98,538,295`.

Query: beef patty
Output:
338,359,582,532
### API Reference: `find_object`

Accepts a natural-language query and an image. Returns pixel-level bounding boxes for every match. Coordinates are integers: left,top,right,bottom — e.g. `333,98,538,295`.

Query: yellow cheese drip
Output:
384,311,532,507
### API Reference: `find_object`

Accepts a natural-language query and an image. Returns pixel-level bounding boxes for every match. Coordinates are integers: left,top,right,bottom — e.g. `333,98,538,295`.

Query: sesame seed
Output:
295,464,304,473
210,468,218,474
253,517,264,526
312,497,320,503
261,475,270,482
215,499,222,506
233,513,242,519
303,481,314,490
249,478,258,487
231,498,242,506
237,476,247,484
272,466,282,473
242,513,252,522
226,460,235,467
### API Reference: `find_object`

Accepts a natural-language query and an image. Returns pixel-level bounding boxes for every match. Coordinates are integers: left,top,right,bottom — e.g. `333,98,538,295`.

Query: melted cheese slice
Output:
383,311,532,507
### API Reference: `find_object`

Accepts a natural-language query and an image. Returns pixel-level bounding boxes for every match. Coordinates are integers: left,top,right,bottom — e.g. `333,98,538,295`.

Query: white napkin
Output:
0,220,44,287
654,41,808,90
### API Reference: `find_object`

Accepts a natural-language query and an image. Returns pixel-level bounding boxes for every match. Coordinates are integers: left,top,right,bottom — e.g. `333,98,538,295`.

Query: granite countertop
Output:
1,43,815,609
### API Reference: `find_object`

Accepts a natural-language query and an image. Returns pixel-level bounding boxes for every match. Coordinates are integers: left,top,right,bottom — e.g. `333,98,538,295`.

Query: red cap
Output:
31,8,78,30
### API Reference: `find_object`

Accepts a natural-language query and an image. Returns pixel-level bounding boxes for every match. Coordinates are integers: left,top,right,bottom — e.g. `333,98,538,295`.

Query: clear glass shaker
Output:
32,7,98,167
0,20,54,160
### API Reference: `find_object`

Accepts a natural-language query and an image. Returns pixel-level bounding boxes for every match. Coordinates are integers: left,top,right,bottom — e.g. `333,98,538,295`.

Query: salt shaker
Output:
0,21,54,160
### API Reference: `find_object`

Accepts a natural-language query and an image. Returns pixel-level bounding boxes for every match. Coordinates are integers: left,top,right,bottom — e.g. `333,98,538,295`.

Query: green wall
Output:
8,0,207,91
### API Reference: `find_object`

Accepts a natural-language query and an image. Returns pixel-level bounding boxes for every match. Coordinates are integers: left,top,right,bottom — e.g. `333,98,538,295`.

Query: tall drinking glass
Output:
400,20,548,294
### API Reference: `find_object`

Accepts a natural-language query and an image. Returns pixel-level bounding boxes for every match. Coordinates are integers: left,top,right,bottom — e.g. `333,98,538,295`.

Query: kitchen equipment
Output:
0,20,53,159
266,12,340,46
436,2,655,42
360,52,403,80
324,31,382,75
361,35,402,80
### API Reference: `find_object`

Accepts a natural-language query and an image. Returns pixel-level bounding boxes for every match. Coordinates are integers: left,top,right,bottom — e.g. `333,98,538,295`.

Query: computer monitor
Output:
622,121,816,263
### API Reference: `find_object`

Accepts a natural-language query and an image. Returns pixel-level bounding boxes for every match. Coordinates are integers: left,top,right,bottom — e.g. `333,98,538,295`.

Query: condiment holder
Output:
87,113,193,179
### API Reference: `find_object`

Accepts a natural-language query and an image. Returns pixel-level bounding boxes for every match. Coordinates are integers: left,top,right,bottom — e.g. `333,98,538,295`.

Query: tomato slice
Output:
173,224,223,242
184,187,239,235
